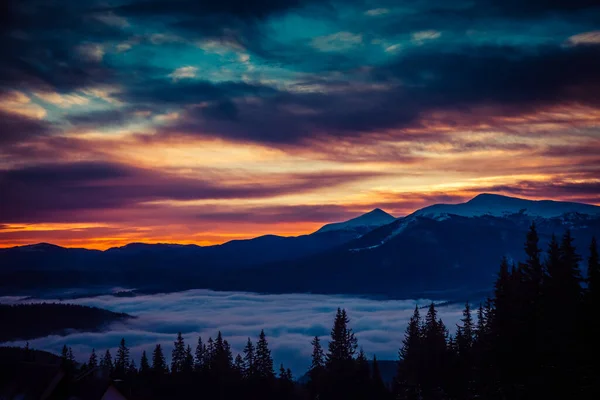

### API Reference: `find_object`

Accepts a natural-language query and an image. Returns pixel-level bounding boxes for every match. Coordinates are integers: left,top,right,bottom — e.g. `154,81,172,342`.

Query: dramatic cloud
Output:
0,290,465,374
0,161,388,223
1,0,599,248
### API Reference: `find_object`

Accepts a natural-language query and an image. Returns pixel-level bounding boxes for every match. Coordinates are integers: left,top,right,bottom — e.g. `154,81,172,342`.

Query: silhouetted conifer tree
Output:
139,350,150,376
395,305,422,400
243,337,255,378
88,348,98,369
115,338,130,378
234,354,245,374
100,349,113,373
171,332,186,374
255,330,274,379
127,359,137,377
326,308,357,369
205,337,215,369
151,344,168,374
372,355,388,399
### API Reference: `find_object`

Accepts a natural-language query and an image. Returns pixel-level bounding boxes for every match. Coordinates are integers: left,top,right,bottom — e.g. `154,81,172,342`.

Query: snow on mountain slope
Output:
412,193,600,220
316,208,396,233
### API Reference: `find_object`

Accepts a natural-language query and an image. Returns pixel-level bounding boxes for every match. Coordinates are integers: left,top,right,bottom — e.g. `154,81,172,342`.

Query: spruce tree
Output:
204,337,215,369
234,354,245,375
356,347,371,390
559,230,584,303
326,308,357,369
243,338,255,378
255,330,274,379
310,336,325,372
61,345,69,367
88,348,98,369
127,359,137,377
151,344,168,374
68,347,75,364
194,336,205,371
421,303,447,399
309,336,325,400
395,305,422,400
100,349,113,373
139,350,150,376
183,345,194,373
171,332,186,374
372,355,388,399
115,338,130,377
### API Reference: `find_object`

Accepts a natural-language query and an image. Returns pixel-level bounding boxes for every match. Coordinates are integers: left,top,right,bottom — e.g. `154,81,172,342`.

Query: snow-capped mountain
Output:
315,208,396,234
2,194,598,300
412,193,600,220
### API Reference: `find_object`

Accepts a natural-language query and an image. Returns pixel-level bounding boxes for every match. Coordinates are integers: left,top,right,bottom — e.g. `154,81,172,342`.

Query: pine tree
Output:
279,363,289,380
183,345,194,373
194,336,205,371
88,348,98,369
559,230,584,303
61,345,69,367
127,359,137,377
100,349,113,373
372,355,388,399
457,302,474,354
243,338,255,378
139,350,150,376
326,308,357,369
67,347,75,365
310,336,325,372
421,303,447,399
521,222,544,292
308,336,325,400
171,332,186,374
204,337,215,369
356,347,370,387
151,344,168,374
255,330,274,379
115,338,130,377
395,305,422,400
234,354,245,375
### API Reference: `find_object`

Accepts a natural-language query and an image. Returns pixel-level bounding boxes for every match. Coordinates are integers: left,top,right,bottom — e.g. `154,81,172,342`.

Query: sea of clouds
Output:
1,290,465,375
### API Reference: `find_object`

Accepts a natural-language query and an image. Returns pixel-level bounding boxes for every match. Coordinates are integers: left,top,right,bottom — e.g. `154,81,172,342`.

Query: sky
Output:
1,0,599,249
0,289,464,374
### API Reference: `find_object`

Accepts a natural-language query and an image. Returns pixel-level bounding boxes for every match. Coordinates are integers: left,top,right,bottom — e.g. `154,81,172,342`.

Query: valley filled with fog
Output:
0,289,464,374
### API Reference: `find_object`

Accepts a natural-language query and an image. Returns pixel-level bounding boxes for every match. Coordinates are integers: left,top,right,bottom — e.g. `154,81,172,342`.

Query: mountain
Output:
0,209,386,294
199,194,600,299
316,208,396,234
1,194,599,299
414,193,600,220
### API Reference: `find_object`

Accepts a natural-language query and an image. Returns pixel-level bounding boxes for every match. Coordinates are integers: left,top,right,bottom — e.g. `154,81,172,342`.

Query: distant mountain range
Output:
1,194,599,300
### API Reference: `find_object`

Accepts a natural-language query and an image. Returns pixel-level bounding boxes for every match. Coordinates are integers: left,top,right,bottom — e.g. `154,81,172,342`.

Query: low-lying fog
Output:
2,289,465,375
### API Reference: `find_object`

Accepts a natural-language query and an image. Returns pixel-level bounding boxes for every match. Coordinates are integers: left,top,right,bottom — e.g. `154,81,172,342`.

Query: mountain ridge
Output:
6,193,596,252
1,193,599,300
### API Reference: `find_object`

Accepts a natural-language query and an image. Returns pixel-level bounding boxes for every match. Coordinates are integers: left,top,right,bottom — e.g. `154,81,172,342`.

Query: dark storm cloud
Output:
0,161,387,223
117,78,278,105
113,0,329,19
0,0,124,92
152,42,600,144
0,110,53,145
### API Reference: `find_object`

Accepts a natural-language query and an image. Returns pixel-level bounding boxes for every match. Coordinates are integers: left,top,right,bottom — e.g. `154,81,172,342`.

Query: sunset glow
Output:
1,0,599,249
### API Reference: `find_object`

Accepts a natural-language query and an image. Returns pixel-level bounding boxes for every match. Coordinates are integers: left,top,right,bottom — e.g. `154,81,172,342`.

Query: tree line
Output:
0,303,131,342
40,226,600,399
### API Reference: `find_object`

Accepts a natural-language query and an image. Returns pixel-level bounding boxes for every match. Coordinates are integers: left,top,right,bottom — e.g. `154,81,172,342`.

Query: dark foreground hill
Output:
0,303,132,342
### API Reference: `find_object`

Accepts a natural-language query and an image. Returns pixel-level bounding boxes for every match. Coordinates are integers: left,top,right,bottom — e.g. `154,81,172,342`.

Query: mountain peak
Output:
414,193,600,219
316,208,395,234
